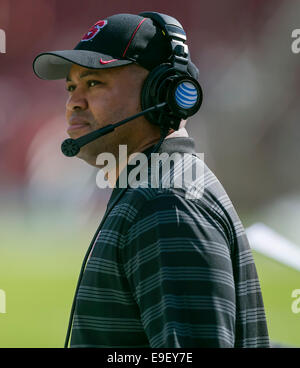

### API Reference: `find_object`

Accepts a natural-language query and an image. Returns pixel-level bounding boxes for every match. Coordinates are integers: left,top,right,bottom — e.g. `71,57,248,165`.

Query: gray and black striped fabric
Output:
69,137,270,348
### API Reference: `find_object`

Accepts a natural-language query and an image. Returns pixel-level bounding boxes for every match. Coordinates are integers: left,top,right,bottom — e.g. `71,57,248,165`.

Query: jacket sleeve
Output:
120,192,236,347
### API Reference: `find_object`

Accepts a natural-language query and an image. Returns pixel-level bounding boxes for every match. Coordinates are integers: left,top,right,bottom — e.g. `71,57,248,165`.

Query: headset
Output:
61,11,203,157
63,12,203,348
139,11,203,131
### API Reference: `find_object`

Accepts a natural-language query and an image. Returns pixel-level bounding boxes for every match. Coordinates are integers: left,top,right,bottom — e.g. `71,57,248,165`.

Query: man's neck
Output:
104,127,189,187
165,127,189,140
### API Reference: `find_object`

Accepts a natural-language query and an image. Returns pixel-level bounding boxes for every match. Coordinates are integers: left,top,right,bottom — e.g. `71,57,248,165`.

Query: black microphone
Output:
61,102,167,157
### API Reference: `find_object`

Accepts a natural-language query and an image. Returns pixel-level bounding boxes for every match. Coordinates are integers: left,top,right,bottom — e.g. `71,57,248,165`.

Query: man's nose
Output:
66,88,88,111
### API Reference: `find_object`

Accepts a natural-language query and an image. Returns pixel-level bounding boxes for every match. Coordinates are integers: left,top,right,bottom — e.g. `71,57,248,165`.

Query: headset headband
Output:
139,12,189,74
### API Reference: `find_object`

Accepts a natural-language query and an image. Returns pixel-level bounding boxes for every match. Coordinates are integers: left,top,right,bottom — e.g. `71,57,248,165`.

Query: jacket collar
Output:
107,136,196,209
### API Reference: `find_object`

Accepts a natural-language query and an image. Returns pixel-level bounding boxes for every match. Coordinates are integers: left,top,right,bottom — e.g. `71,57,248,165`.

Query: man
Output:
33,12,270,348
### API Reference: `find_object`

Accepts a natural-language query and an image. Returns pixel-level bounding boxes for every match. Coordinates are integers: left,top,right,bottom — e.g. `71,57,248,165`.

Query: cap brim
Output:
33,50,133,80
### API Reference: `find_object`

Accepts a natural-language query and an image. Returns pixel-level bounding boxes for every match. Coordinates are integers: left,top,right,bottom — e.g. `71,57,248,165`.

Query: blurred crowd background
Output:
0,0,300,347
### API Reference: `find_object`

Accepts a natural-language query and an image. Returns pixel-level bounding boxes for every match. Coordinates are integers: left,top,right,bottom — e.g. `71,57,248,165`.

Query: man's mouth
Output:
67,118,91,135
67,123,90,131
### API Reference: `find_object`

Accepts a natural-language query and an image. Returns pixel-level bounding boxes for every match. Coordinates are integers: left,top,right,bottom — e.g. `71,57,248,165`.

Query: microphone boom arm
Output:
61,102,167,157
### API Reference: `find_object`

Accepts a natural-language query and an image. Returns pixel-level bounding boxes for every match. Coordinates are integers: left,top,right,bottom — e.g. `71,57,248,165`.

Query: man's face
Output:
65,63,150,166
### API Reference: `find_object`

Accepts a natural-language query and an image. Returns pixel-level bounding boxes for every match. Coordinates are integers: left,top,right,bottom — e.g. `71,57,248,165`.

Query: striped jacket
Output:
69,136,270,348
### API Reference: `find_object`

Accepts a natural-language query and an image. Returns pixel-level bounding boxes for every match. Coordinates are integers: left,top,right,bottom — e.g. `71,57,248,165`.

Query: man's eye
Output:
87,80,101,87
65,80,101,92
66,85,75,92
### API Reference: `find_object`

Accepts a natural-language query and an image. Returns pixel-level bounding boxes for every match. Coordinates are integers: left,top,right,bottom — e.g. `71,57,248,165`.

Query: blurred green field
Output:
252,251,300,347
0,212,300,348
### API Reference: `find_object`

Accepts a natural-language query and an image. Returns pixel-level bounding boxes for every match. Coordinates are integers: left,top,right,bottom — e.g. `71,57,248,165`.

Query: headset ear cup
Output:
141,63,202,130
141,64,172,126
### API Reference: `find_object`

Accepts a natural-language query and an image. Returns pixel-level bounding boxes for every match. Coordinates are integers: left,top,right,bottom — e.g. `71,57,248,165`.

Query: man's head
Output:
65,62,162,167
33,12,200,170
33,13,199,81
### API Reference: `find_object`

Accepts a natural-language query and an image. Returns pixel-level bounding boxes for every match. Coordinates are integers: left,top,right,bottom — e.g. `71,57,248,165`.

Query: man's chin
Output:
75,146,98,167
76,143,111,168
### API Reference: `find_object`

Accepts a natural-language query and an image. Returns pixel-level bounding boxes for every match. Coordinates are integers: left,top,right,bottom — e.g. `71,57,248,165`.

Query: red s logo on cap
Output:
81,20,107,41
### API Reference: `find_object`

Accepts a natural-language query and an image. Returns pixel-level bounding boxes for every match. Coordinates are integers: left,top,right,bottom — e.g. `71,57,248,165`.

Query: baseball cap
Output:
33,13,199,81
